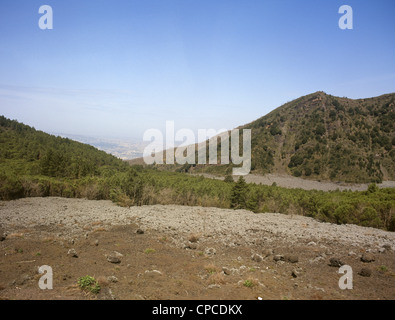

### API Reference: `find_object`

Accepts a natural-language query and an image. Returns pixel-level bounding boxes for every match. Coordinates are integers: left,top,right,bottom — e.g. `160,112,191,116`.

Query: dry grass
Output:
208,272,226,285
204,264,221,274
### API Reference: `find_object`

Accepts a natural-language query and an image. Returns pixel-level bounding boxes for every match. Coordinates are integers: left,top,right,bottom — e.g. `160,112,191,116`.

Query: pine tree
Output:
230,176,248,209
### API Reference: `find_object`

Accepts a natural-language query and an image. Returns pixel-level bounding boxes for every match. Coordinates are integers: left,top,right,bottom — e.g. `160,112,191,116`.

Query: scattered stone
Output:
378,247,385,254
361,253,375,263
382,244,392,251
107,276,119,283
285,255,299,263
329,257,344,267
205,248,216,256
136,229,144,235
106,251,123,264
222,267,231,275
94,239,99,246
251,253,263,263
358,268,372,277
273,255,284,262
291,268,302,278
67,249,78,258
107,255,121,264
144,270,163,276
348,251,356,256
208,284,221,289
186,243,197,250
307,241,317,246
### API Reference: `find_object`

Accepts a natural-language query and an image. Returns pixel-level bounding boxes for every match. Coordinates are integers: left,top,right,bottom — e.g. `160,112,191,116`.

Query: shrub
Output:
224,174,234,183
77,275,101,294
360,207,382,228
334,204,355,225
367,183,379,194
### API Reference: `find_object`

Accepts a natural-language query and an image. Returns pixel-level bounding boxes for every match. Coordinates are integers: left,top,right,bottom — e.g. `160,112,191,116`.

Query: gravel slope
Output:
1,197,394,251
192,173,395,191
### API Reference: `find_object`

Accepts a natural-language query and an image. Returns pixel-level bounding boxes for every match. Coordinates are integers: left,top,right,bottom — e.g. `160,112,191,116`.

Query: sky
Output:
0,0,394,141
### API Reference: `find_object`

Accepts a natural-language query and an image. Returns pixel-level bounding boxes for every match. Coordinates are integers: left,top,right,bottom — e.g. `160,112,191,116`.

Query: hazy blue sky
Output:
0,0,394,140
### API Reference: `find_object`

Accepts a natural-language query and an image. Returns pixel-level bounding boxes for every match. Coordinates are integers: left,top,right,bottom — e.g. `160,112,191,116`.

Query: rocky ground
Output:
0,197,394,300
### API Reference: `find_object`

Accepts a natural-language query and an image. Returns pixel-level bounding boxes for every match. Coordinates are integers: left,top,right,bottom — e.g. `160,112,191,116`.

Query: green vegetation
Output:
1,115,394,232
77,275,101,294
243,279,255,288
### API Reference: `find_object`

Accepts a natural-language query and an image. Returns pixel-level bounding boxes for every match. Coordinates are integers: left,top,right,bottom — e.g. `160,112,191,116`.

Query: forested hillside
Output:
244,91,395,183
0,115,129,199
0,115,394,231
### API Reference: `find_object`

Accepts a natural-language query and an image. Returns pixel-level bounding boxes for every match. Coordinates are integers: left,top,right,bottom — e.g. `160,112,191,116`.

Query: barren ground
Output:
0,197,394,300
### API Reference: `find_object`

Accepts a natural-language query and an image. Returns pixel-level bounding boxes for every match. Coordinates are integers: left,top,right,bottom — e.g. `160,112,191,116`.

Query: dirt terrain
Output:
0,197,394,300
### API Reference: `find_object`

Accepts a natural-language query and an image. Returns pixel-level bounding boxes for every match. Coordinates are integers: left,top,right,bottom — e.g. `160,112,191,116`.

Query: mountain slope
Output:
0,115,131,200
241,91,394,183
0,115,128,178
144,92,395,183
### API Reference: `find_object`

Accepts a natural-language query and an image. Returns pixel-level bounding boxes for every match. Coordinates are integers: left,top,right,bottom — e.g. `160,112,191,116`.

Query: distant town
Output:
54,133,147,160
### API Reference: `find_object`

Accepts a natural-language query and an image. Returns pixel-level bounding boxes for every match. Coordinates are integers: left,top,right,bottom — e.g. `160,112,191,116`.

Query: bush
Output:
77,275,101,294
360,207,382,228
334,204,355,225
224,174,234,183
367,183,379,194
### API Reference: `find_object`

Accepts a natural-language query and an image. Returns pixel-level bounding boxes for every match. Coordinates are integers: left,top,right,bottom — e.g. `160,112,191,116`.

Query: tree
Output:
230,176,248,209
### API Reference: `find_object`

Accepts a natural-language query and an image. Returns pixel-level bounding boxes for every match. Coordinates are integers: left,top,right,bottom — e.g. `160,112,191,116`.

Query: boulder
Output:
329,257,344,267
361,253,375,263
358,268,372,277
67,249,78,258
285,255,299,263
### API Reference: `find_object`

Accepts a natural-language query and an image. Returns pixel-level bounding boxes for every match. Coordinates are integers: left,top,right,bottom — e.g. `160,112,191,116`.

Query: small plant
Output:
36,252,41,256
378,265,388,273
77,275,101,294
144,248,156,254
243,279,254,288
